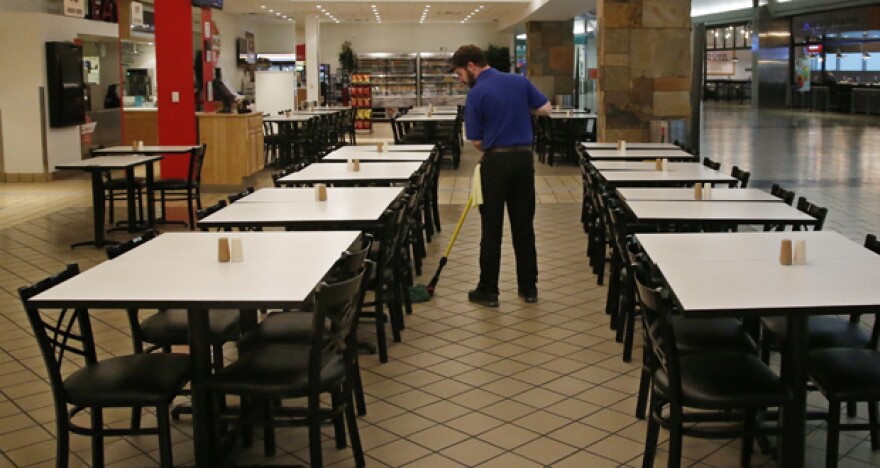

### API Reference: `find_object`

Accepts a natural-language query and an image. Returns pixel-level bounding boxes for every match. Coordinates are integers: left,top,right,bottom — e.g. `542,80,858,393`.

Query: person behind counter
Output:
104,84,120,109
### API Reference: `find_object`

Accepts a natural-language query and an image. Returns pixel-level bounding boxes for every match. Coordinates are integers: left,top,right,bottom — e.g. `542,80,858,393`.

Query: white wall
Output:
210,8,259,93
0,13,118,174
258,23,296,54
318,23,510,71
254,71,296,115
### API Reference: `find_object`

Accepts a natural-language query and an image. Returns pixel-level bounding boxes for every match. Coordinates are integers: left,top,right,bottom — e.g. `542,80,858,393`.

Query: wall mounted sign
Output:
64,0,86,17
130,1,144,27
706,51,735,75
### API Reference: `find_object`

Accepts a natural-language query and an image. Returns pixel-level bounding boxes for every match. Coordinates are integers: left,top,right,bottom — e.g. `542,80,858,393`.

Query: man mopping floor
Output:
448,44,552,307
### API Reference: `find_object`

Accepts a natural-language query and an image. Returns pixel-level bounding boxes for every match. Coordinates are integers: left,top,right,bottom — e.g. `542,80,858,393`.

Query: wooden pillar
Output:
154,0,196,178
597,0,692,142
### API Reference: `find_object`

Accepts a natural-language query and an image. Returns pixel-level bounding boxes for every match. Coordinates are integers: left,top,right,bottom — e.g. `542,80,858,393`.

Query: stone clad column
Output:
597,0,692,142
526,21,574,104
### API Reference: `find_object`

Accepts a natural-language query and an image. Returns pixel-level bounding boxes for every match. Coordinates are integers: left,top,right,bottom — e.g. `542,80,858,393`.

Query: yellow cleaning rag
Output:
471,163,484,206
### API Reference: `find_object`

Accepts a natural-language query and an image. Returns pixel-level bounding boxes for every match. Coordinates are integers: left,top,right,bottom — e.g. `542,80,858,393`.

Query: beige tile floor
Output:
0,106,879,467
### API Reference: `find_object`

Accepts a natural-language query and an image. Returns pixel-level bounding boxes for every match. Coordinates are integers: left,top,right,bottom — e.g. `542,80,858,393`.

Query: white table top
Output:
625,200,817,224
636,231,873,265
332,144,436,153
549,113,597,119
277,162,423,185
264,115,313,122
292,109,342,115
92,146,199,155
397,114,457,122
408,109,458,115
198,198,393,229
586,149,694,159
636,231,880,316
582,142,679,150
114,231,360,262
29,231,357,309
322,149,431,162
238,187,403,205
599,166,737,185
618,188,781,202
56,155,163,170
591,161,699,171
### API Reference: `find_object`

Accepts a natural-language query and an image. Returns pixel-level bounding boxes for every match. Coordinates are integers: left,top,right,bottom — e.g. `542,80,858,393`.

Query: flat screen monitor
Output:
192,0,223,10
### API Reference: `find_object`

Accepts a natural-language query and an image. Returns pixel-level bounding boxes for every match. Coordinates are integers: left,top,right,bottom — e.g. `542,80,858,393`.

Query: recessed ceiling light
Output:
268,9,274,12
260,5,266,9
288,18,293,21
276,12,281,16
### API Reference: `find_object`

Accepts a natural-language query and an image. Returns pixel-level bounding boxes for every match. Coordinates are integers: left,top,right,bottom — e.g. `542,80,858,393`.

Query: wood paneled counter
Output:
197,112,264,186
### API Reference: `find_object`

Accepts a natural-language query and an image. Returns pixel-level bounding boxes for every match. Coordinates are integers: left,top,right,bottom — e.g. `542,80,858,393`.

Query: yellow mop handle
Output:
443,196,473,258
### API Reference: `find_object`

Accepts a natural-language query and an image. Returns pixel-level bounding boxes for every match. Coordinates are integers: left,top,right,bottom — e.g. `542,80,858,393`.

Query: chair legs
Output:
827,400,842,468
156,405,174,468
642,390,661,468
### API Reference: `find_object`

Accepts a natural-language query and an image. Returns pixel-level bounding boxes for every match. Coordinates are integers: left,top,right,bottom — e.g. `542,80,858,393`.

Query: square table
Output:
549,112,598,120
396,114,457,142
264,115,314,165
92,145,202,156
198,187,404,231
598,166,738,186
276,162,423,186
28,230,360,467
635,231,880,467
623,200,817,230
585,149,695,160
581,142,679,151
321,148,432,163
617,188,782,202
56,155,163,248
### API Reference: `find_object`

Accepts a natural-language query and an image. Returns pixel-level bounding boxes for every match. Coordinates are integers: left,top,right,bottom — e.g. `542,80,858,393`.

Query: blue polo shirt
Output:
464,68,548,151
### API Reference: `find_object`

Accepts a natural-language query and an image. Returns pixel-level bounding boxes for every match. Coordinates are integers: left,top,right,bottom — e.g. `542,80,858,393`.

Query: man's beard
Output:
466,70,476,88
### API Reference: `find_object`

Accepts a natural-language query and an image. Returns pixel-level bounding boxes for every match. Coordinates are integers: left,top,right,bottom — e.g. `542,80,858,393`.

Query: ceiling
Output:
222,0,532,25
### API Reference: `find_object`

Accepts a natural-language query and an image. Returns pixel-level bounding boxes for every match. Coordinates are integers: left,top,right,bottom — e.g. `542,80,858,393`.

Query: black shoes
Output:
468,289,499,307
518,288,538,303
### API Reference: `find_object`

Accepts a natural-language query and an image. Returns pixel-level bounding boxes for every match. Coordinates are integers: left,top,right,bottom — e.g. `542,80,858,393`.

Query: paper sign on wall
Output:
63,0,86,17
131,2,144,27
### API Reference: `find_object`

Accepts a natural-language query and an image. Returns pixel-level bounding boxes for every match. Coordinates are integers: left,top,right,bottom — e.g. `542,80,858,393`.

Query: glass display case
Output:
357,53,418,110
418,52,468,106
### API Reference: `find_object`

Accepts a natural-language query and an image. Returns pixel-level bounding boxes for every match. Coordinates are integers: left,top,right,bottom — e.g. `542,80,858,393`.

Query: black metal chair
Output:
793,196,828,231
210,269,368,468
731,165,751,188
764,183,797,231
635,266,789,468
702,157,721,171
18,264,191,468
227,186,255,204
154,144,207,229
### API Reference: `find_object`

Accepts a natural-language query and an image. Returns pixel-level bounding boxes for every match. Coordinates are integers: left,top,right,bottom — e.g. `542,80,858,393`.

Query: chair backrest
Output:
731,165,751,188
633,262,682,400
795,196,828,231
702,157,721,170
309,268,366,380
18,264,94,406
106,229,157,259
188,144,208,186
770,183,795,205
228,187,255,204
865,234,880,255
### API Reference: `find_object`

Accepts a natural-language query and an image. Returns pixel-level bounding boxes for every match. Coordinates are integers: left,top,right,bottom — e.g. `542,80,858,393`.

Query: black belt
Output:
485,145,532,154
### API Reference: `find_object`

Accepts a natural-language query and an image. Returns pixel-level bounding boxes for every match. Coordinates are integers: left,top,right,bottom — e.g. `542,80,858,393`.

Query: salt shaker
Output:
703,184,712,200
794,240,806,265
230,238,243,262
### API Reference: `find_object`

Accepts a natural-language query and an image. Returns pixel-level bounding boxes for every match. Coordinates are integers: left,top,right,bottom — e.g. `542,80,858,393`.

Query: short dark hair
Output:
448,44,487,72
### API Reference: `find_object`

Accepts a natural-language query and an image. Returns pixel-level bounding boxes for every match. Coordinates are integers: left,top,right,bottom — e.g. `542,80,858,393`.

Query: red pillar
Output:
154,0,196,179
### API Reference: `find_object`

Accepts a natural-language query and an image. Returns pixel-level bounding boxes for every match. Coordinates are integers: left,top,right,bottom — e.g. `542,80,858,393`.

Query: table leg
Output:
779,314,807,467
145,162,157,229
71,171,119,249
187,309,220,467
125,167,139,233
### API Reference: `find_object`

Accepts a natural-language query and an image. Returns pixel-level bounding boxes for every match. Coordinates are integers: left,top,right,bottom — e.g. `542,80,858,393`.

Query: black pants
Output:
478,151,538,294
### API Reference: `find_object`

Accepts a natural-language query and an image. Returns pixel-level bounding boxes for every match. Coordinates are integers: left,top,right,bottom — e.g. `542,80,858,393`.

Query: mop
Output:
419,163,483,298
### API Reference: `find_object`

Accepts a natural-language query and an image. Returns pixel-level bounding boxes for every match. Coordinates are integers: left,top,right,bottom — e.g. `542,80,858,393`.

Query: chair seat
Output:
237,311,312,354
762,316,870,349
105,177,145,190
210,344,346,397
654,352,790,409
65,353,190,407
140,309,241,346
153,179,190,190
809,348,880,401
673,316,758,355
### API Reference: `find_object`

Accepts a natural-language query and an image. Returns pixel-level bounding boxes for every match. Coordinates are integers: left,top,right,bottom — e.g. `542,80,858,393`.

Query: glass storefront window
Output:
707,29,716,49
839,53,863,71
